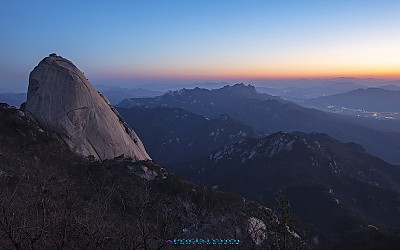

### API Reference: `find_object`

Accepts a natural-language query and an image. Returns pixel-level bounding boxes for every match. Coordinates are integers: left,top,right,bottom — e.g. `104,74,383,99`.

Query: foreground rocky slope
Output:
24,54,150,161
0,103,305,249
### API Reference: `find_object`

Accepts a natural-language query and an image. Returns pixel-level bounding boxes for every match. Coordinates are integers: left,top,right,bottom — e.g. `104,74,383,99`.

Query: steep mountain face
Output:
0,104,303,249
116,106,260,164
117,84,400,164
178,131,400,247
24,54,150,161
303,88,400,112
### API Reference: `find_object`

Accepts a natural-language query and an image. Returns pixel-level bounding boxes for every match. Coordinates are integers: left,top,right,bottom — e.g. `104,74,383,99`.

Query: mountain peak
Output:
221,83,257,92
25,54,151,161
40,54,76,70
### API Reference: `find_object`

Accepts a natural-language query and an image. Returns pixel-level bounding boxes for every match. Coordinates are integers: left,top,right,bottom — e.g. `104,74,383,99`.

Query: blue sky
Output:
1,0,399,91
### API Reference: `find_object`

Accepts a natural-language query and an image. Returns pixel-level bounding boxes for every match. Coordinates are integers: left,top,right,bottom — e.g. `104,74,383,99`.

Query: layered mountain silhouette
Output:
256,80,365,100
303,87,400,112
118,83,283,117
117,84,400,164
379,84,400,91
177,131,400,247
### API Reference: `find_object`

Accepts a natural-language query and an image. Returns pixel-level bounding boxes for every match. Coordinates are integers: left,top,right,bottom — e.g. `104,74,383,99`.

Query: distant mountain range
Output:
256,81,366,100
118,83,283,116
117,106,260,165
255,78,400,102
176,131,400,247
379,84,400,91
97,87,164,104
303,88,400,112
117,84,400,164
0,93,26,107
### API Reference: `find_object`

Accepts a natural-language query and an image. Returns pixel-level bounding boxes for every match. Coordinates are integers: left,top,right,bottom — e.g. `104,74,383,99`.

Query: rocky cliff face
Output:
24,54,151,161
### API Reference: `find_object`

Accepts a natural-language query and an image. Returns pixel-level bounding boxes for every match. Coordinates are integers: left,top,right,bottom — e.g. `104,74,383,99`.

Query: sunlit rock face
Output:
25,54,151,161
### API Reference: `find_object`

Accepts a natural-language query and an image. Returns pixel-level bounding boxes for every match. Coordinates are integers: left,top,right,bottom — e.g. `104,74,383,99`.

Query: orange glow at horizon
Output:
84,26,400,82
93,46,400,80
94,63,400,81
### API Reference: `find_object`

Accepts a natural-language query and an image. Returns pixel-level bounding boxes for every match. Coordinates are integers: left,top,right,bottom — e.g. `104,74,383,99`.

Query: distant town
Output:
324,105,400,120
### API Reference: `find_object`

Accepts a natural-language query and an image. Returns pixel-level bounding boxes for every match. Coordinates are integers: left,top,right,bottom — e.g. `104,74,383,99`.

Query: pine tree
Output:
276,191,301,249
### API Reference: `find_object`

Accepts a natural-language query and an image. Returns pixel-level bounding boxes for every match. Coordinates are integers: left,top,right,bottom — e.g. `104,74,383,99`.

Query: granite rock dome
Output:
25,54,151,161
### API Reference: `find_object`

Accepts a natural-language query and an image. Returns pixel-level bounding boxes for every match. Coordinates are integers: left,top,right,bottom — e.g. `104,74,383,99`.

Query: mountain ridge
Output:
303,87,400,112
117,84,400,164
176,130,400,246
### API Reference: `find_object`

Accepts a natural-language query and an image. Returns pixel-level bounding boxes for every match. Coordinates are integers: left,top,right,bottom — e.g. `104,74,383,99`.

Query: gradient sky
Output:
1,0,400,91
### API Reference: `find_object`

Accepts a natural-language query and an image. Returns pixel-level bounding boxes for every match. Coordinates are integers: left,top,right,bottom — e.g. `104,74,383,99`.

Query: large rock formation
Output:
25,54,151,161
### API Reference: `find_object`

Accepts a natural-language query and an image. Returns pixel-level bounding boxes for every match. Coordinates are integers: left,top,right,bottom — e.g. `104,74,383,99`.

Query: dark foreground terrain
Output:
0,104,303,249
